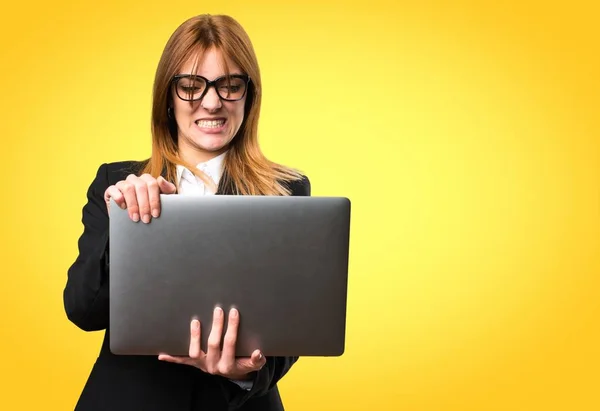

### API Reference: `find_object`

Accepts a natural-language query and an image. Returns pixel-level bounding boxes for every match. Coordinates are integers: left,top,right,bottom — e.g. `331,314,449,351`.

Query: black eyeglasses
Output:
171,74,250,102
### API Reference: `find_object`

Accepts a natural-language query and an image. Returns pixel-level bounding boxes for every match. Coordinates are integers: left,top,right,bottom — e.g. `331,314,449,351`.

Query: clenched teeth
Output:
196,119,225,128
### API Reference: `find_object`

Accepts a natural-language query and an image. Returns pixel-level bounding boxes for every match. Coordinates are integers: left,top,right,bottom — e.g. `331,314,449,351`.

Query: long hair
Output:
140,14,303,195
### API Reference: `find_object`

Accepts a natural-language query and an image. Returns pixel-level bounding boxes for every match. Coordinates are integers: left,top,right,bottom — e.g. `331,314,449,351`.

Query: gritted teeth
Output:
195,119,225,128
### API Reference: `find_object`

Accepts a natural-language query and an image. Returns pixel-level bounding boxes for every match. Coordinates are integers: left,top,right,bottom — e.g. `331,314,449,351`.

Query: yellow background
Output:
1,0,599,410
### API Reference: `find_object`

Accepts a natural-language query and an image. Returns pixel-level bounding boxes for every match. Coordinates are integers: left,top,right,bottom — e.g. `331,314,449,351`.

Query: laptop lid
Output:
108,194,350,357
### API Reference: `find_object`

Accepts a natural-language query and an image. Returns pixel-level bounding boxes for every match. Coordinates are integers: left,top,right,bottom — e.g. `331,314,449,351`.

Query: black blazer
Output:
64,161,311,411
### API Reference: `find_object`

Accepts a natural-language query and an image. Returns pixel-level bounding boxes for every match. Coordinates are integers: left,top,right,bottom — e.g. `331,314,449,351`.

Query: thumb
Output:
250,350,266,370
157,176,177,194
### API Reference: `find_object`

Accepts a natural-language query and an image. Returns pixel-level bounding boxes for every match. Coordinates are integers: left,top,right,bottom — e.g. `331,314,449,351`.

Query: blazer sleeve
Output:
63,163,111,332
228,174,311,406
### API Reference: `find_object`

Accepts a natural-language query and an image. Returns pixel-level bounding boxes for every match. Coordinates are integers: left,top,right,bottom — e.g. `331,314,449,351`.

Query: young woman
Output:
64,14,310,411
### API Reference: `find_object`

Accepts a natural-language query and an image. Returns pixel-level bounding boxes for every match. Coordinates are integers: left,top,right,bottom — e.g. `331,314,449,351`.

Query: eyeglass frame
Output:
170,73,251,102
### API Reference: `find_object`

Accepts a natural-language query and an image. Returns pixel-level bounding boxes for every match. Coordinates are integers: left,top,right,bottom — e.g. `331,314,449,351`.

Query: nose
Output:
201,85,222,111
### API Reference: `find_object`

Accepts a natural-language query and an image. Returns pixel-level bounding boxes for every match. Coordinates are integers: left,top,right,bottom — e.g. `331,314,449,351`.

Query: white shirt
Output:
175,151,226,195
174,151,253,390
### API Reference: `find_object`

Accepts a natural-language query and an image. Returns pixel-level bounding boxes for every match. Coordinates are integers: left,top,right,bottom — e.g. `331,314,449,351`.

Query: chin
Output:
182,129,235,155
196,139,230,153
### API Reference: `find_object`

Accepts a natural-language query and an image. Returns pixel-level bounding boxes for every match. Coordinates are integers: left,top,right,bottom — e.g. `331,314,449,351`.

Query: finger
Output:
219,308,240,374
104,185,126,213
189,319,203,359
205,306,224,373
158,354,193,366
129,174,151,224
115,180,139,222
157,176,177,194
140,174,160,219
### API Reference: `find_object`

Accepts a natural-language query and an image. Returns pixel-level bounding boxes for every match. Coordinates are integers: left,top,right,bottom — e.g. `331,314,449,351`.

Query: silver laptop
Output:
108,195,350,357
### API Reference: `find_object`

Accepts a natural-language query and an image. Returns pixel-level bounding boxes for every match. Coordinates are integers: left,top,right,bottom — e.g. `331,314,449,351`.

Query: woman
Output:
64,14,310,411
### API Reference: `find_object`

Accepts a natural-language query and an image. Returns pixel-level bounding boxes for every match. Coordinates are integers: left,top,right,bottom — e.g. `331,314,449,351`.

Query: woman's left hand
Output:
158,307,266,380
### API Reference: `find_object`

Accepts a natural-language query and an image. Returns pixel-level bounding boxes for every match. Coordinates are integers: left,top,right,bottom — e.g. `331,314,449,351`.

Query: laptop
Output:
108,194,351,357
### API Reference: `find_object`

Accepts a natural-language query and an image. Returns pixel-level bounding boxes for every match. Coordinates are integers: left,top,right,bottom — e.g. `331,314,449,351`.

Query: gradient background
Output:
1,0,599,410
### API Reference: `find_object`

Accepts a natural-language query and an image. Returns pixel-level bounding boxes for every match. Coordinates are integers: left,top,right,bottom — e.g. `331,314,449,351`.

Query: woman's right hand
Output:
104,174,177,223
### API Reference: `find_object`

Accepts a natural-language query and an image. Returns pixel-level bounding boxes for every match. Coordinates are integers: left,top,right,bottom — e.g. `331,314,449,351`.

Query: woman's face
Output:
172,47,248,164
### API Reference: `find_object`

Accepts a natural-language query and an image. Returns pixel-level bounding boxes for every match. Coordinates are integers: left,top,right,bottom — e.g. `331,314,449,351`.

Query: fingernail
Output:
142,214,150,224
192,319,199,329
120,203,127,210
214,307,222,317
230,308,238,318
152,209,159,218
132,213,140,222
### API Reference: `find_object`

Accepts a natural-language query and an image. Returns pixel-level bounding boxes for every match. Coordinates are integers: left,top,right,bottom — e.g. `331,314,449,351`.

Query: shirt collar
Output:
175,151,227,188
